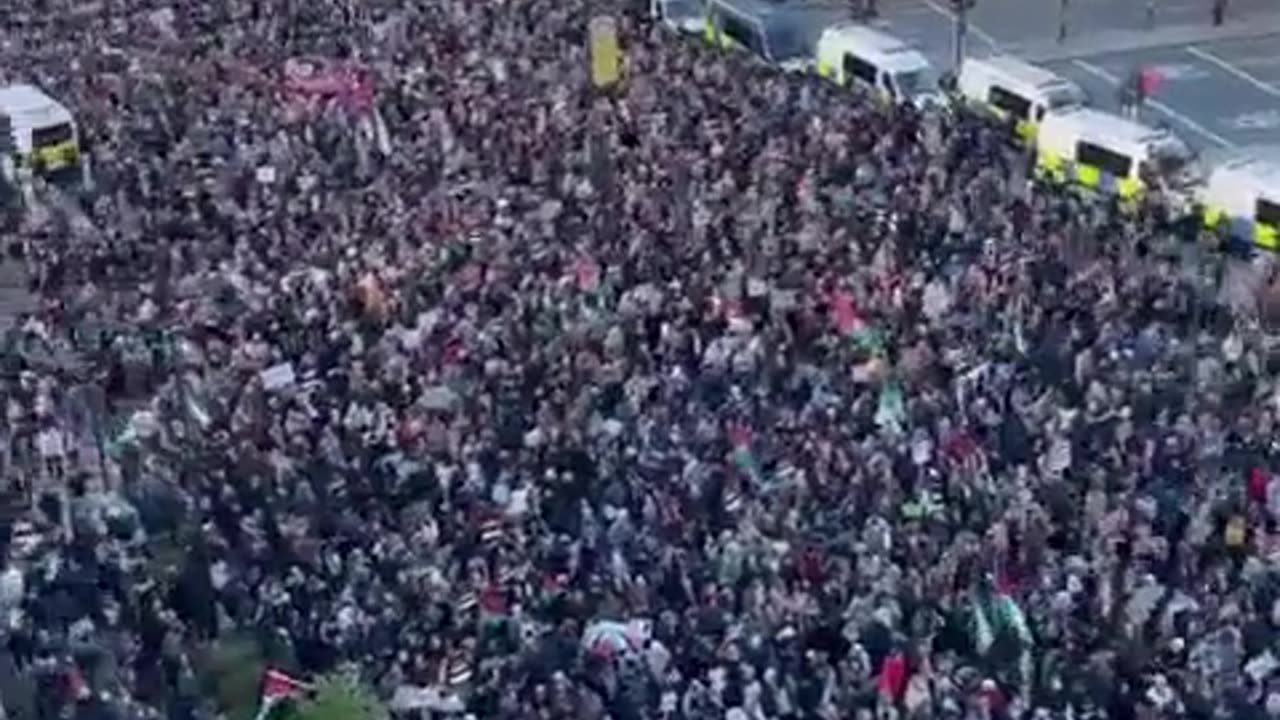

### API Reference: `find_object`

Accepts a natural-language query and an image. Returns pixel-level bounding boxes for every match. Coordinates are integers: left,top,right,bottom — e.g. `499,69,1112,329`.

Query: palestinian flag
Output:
574,254,601,293
829,289,884,355
252,669,310,720
727,423,764,487
480,519,506,546
479,582,512,636
479,583,508,616
971,593,1034,657
496,563,520,587
875,380,906,432
455,589,478,615
443,650,474,687
183,385,213,430
723,483,745,515
971,599,996,656
902,490,945,520
475,511,507,546
711,294,746,326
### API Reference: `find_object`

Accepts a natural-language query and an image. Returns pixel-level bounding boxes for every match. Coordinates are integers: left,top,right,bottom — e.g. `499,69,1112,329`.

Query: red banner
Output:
282,57,376,115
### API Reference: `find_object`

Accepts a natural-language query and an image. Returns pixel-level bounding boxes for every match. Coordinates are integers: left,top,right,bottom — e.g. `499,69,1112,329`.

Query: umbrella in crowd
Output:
0,1,1278,720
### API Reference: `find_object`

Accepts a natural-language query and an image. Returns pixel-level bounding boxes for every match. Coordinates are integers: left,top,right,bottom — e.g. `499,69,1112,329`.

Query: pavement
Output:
871,0,1280,151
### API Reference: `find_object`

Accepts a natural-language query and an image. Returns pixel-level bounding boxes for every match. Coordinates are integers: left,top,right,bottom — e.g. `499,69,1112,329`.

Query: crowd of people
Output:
1,1,1280,719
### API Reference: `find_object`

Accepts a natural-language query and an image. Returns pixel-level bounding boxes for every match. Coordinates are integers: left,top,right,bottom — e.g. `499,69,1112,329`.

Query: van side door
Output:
988,85,1032,121
880,72,898,101
842,53,877,89
720,11,763,54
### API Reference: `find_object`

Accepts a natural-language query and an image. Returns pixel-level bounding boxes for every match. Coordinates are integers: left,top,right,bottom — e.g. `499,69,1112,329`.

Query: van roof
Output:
1217,156,1280,188
823,22,913,53
820,23,932,70
711,0,843,20
1044,107,1171,147
0,84,62,116
966,55,1073,92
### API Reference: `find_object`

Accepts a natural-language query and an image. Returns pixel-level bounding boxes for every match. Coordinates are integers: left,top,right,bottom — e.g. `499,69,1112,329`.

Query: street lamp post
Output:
951,0,976,71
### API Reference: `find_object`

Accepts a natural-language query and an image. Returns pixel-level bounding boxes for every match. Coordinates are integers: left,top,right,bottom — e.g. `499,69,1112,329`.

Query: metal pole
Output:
953,3,968,71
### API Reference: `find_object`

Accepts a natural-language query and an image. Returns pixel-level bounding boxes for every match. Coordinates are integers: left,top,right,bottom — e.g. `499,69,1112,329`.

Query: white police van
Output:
0,84,81,185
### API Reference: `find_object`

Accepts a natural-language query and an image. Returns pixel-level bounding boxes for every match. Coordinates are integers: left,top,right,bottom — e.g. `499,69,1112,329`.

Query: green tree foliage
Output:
293,672,388,720
197,633,266,720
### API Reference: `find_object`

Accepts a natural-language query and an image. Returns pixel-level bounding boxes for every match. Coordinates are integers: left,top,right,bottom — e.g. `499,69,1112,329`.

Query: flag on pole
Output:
574,255,601,293
875,380,906,433
829,289,884,354
252,669,310,720
997,595,1034,647
727,423,764,486
971,601,996,656
183,384,212,430
970,592,1034,657
829,288,860,335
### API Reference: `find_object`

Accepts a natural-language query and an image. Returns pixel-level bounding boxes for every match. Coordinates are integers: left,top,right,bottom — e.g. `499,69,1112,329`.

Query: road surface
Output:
873,0,1280,151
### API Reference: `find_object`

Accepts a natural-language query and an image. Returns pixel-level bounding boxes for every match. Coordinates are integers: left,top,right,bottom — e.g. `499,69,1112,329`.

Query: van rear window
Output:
843,54,877,85
1076,141,1132,178
720,14,760,53
988,85,1031,120
32,123,73,147
1258,198,1280,226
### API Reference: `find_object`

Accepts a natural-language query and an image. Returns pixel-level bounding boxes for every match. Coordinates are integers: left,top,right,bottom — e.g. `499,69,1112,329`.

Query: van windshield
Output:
663,0,700,20
1148,139,1201,186
1043,85,1086,109
31,122,73,148
766,26,806,61
767,11,841,62
894,68,937,96
1151,140,1193,176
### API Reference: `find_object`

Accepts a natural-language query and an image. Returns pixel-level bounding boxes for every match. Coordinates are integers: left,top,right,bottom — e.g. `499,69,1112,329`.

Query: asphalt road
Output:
1047,36,1280,150
872,0,1280,151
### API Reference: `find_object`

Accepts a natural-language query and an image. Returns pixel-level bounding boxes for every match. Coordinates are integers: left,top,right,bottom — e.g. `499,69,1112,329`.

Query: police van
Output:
704,0,846,71
648,0,705,34
1199,154,1280,251
1035,107,1197,203
0,84,81,185
956,55,1086,142
814,23,944,109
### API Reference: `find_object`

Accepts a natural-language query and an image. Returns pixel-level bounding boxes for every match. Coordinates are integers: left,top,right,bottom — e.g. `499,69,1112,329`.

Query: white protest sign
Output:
260,362,296,391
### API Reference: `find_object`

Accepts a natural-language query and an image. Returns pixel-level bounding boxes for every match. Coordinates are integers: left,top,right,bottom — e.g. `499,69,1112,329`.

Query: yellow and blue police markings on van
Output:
31,140,78,172
973,100,1037,144
1036,147,1067,183
1036,149,1142,201
1203,206,1280,251
703,17,737,49
1013,118,1038,144
816,56,834,83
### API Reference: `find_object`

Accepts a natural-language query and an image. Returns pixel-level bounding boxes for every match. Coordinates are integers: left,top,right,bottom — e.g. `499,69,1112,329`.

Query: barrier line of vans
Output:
5,0,1273,254
645,0,1280,253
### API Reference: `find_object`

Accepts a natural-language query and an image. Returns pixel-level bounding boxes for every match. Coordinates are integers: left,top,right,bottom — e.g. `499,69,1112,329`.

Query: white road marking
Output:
1187,46,1280,99
1070,59,1236,148
918,0,1001,52
1226,109,1280,131
1151,2,1207,18
1228,55,1280,70
1144,62,1211,82
887,3,944,17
